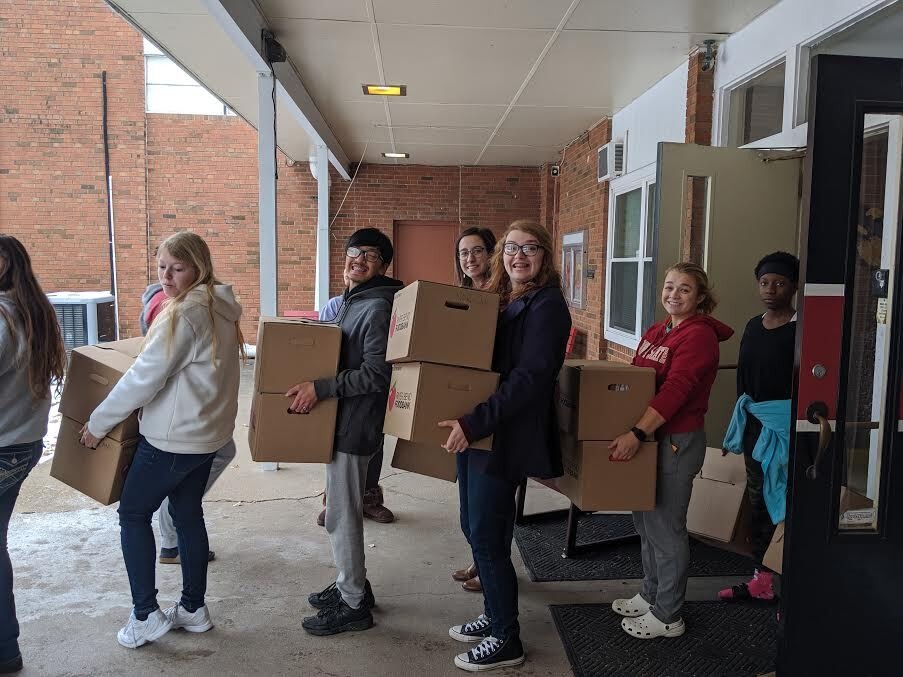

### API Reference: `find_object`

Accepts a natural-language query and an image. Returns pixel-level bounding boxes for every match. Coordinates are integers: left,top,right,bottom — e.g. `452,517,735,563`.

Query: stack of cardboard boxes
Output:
687,448,753,555
248,317,342,463
51,337,144,505
555,360,658,511
382,281,500,482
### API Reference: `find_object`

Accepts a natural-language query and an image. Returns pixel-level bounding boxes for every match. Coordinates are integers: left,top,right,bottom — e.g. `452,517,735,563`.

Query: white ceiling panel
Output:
259,0,368,22
567,0,778,33
377,24,553,105
519,29,709,108
372,0,572,29
317,100,390,145
275,19,381,110
116,0,206,14
479,144,562,165
391,125,492,146
494,105,610,146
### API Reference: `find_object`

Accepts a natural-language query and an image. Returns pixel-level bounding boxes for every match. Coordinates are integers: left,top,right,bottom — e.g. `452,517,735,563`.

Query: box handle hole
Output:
444,301,470,311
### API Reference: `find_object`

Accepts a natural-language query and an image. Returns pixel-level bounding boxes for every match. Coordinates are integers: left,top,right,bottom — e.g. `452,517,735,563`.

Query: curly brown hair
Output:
487,219,562,303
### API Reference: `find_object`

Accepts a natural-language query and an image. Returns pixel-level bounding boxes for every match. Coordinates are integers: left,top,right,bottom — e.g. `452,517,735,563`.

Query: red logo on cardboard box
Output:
389,313,397,337
388,384,397,410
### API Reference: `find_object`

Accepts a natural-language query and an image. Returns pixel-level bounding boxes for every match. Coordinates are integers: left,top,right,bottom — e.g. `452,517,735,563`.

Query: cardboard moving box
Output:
383,362,499,450
557,360,656,441
687,448,751,548
390,438,458,483
254,318,342,394
557,434,657,511
385,281,499,371
250,318,342,463
763,521,785,574
51,416,137,505
248,393,337,463
59,337,144,441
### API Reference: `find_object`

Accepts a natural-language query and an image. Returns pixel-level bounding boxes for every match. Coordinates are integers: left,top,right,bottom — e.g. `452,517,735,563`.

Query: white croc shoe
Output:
611,593,652,618
621,611,685,639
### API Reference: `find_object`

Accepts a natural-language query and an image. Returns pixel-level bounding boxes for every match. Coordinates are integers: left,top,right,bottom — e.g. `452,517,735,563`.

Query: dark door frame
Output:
781,54,903,676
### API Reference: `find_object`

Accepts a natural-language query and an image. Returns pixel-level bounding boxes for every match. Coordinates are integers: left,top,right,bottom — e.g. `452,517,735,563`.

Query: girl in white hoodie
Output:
80,231,243,649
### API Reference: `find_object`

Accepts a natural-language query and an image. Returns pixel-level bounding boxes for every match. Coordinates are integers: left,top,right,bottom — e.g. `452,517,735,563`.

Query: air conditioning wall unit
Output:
47,291,117,350
597,140,625,182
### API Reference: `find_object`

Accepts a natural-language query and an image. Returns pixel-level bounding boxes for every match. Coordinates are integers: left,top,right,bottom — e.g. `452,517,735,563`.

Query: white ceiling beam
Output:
202,0,352,179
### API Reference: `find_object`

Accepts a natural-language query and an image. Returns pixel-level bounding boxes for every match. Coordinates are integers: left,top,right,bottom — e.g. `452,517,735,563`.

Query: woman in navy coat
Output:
440,218,572,672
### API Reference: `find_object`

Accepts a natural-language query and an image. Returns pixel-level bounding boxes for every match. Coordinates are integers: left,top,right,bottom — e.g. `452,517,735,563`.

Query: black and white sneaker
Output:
308,580,375,610
454,635,525,672
449,613,493,642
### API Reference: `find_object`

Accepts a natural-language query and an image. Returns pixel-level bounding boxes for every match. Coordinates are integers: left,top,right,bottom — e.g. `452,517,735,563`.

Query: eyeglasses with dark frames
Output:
346,246,383,263
458,246,487,259
502,242,542,257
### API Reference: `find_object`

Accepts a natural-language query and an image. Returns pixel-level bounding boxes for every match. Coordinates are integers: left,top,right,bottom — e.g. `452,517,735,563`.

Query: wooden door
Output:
393,220,458,285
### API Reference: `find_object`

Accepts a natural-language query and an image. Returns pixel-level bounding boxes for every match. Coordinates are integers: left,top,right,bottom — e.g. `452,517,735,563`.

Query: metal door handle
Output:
805,401,832,480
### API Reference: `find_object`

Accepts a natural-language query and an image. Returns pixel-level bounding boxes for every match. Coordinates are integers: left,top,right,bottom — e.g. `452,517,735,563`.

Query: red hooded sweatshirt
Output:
632,313,734,434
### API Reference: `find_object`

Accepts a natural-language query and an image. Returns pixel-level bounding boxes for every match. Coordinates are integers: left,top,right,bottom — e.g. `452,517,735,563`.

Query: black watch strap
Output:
630,426,647,442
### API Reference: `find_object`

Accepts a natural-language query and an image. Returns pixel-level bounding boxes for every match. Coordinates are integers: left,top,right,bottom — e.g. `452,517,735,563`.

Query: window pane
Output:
613,188,642,258
146,84,227,115
645,183,656,258
609,262,638,333
729,62,785,146
146,55,199,87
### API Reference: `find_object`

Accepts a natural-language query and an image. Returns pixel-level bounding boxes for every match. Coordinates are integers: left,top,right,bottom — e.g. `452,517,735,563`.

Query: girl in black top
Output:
720,251,798,602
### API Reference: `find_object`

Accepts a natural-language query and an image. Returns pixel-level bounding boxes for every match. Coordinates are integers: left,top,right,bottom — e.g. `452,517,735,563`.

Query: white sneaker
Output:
621,610,685,639
165,603,214,633
612,593,652,618
117,609,173,648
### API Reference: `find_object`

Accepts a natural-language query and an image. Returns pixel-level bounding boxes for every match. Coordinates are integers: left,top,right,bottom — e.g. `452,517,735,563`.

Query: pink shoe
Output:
718,569,775,601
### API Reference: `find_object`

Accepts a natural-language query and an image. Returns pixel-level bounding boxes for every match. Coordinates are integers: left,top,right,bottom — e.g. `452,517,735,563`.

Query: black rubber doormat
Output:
514,513,755,582
551,602,776,677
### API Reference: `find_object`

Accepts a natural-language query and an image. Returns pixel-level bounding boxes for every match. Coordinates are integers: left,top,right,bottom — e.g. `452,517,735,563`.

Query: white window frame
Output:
604,167,656,350
561,230,586,309
143,40,233,117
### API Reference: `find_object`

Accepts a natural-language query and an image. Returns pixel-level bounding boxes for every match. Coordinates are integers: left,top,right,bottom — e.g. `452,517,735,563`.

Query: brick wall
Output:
0,0,148,337
326,164,540,294
552,120,611,360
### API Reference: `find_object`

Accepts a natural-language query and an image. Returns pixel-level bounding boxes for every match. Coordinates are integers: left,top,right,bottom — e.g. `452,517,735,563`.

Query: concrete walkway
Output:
11,365,746,676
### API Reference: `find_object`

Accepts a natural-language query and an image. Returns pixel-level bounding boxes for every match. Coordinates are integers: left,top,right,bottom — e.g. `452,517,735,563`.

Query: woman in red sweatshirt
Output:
609,262,733,640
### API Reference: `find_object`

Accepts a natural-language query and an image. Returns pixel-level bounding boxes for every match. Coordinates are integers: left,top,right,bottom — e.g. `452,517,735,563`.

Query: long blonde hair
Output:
487,219,562,303
0,234,66,399
151,231,245,361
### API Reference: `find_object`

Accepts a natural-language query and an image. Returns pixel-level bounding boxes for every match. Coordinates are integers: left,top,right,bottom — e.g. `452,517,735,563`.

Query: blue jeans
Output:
1,440,43,662
118,438,214,619
458,450,520,641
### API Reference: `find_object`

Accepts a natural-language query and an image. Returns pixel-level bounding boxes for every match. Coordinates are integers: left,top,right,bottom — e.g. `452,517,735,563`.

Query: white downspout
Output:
314,143,330,311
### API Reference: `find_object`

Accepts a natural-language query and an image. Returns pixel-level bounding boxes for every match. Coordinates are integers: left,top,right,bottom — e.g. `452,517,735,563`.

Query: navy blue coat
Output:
460,285,572,482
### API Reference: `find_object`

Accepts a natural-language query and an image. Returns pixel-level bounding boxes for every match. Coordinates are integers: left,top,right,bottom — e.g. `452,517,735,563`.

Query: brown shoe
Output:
316,507,326,527
462,576,482,592
363,486,395,523
452,563,478,582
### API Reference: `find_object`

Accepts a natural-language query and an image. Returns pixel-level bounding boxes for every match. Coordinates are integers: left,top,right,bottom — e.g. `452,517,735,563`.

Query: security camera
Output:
700,39,718,72
550,165,560,177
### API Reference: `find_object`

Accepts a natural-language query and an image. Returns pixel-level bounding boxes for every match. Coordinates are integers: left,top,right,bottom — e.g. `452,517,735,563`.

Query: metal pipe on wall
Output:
101,71,120,339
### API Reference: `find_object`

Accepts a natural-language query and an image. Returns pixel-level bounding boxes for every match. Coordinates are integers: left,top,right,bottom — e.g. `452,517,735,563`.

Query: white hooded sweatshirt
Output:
88,285,242,454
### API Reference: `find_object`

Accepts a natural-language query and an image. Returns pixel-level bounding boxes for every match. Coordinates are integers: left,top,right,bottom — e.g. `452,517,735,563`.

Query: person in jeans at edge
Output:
81,231,244,649
610,262,733,639
287,228,403,636
719,252,798,602
316,270,395,527
440,219,571,671
140,281,237,565
450,226,498,596
0,235,67,675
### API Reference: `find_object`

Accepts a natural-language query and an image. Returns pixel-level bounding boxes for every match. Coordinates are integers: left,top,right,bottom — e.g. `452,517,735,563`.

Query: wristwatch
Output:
630,426,648,442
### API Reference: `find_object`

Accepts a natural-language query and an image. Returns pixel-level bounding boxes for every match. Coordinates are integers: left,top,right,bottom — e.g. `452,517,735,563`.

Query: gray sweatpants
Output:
633,429,707,624
325,451,374,609
157,440,237,549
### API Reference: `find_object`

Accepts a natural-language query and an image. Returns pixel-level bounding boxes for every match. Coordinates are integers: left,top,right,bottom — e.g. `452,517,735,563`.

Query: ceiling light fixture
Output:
382,152,409,159
363,84,406,96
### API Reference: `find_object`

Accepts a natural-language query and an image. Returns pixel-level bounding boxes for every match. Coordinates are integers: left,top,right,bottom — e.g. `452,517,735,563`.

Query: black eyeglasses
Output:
503,242,542,257
346,246,382,263
458,246,487,259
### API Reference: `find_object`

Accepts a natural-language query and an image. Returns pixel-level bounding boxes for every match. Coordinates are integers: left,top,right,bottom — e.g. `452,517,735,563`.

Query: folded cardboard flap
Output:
697,448,748,485
687,448,749,544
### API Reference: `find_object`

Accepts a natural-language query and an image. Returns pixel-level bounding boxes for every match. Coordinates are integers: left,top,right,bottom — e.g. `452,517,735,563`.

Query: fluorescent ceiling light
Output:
363,84,406,96
382,152,410,159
